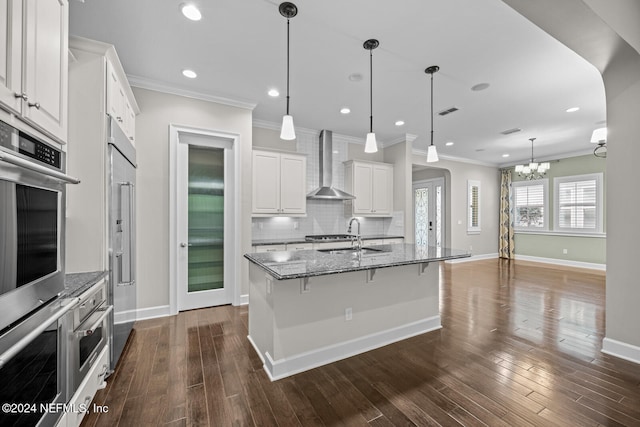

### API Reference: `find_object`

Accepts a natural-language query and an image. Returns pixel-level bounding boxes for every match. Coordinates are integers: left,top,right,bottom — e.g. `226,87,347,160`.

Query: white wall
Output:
132,87,253,310
412,156,500,256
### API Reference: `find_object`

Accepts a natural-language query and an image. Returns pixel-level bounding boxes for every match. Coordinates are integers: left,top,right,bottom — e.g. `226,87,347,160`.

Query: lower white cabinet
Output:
286,242,313,251
253,244,286,253
64,345,109,427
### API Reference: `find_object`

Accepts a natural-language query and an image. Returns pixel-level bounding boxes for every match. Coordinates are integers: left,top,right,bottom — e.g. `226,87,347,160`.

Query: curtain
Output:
499,169,515,259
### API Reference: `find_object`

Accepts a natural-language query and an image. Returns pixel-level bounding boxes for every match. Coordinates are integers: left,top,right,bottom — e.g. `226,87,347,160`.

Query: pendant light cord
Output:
286,18,290,116
430,72,434,147
369,48,373,133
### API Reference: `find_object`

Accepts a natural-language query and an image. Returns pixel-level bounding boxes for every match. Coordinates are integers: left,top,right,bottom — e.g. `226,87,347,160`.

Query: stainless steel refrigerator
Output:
108,118,136,372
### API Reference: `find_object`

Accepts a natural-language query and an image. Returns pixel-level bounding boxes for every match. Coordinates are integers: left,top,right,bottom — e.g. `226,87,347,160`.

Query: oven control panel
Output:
0,119,62,170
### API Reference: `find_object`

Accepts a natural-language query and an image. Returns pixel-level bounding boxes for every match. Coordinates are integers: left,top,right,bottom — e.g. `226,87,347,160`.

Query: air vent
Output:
501,127,522,135
438,106,459,116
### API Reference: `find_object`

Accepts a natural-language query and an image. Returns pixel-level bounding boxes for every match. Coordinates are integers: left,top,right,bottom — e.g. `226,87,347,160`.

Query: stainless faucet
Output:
347,217,362,250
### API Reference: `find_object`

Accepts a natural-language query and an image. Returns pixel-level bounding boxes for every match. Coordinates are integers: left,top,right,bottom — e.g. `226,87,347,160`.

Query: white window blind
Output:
554,173,603,233
513,179,548,230
467,180,481,233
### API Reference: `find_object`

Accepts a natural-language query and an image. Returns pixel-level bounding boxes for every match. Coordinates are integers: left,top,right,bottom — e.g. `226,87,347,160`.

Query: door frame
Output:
412,177,446,248
169,124,241,314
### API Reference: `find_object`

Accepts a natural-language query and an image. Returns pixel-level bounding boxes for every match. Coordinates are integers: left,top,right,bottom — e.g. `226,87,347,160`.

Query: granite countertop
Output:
252,234,404,246
61,271,108,299
244,243,470,280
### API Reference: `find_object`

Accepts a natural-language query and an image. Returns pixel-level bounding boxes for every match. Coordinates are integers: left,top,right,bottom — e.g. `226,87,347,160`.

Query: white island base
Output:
247,261,441,381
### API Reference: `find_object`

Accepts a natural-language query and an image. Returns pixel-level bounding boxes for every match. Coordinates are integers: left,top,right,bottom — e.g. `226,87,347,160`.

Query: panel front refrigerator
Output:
108,118,137,372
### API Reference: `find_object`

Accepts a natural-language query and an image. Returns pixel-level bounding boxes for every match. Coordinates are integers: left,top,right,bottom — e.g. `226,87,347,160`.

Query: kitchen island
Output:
244,244,470,380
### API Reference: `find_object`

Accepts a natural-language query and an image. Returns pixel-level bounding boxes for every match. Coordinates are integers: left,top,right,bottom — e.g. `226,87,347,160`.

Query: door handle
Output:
180,243,193,248
118,182,135,286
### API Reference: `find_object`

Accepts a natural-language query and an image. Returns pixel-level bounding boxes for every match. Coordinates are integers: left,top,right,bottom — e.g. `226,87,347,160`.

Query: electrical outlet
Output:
294,221,299,230
563,248,568,254
469,245,473,251
345,307,353,321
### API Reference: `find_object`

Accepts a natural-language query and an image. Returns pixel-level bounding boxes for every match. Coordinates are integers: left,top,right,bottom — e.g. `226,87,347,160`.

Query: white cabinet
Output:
0,0,68,143
253,244,286,253
286,242,313,251
65,345,109,427
344,160,393,217
65,37,139,273
252,150,306,216
106,57,136,143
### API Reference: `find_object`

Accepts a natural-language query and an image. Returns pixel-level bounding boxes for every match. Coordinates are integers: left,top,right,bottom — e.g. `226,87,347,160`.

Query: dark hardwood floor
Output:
80,259,640,426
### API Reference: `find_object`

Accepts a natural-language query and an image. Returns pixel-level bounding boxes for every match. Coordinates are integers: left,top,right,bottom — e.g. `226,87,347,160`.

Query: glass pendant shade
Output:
590,127,607,143
426,145,439,163
280,115,296,140
364,133,378,153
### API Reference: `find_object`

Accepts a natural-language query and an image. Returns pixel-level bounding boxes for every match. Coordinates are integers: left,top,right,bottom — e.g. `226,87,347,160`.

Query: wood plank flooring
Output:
80,259,640,426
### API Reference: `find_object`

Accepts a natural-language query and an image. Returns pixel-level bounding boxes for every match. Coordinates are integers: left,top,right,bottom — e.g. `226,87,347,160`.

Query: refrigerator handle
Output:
118,181,135,287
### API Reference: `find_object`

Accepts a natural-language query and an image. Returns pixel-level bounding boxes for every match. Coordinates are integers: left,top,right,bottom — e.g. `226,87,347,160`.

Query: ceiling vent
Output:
500,127,522,135
438,106,459,116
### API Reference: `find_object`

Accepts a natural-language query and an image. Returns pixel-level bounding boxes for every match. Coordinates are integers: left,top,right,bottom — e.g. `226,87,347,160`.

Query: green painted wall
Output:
511,154,606,265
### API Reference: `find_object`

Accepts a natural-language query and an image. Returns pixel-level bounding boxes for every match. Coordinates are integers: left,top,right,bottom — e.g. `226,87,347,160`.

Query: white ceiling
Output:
69,0,606,166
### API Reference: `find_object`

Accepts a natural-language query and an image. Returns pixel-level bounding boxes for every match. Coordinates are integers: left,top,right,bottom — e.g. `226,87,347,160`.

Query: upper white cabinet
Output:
252,149,306,216
344,160,393,217
0,0,68,143
107,59,136,142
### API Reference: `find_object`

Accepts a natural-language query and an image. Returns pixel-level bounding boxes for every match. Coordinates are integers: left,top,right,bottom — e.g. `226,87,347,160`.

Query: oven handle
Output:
76,305,113,337
0,297,80,369
0,150,81,184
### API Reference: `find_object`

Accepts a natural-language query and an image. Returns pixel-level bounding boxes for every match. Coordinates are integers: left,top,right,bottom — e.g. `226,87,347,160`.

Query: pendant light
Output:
591,127,607,158
279,2,297,140
515,138,550,180
363,39,379,153
425,65,439,163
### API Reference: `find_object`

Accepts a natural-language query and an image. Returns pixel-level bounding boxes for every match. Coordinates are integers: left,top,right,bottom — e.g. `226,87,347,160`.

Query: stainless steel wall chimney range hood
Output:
307,130,355,200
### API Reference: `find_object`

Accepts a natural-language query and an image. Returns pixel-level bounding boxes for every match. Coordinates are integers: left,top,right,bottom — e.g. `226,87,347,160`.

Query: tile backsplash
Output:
251,132,404,241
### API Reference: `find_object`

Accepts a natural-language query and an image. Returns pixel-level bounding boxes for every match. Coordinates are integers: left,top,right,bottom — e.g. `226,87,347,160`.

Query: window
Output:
513,179,548,231
467,180,481,233
554,173,603,233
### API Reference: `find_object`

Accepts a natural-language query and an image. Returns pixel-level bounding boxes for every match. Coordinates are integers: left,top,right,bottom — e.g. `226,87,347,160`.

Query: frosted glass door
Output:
188,146,224,293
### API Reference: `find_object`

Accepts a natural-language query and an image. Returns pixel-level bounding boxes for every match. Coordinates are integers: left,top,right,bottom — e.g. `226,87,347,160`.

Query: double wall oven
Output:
0,119,80,426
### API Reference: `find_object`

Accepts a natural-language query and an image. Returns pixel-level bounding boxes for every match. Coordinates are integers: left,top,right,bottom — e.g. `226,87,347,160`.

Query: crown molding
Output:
252,119,320,138
387,133,418,147
128,75,257,110
412,149,498,168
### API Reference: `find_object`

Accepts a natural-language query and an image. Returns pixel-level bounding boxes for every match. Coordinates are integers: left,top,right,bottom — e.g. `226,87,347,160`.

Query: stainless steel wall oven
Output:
0,119,79,331
0,297,77,427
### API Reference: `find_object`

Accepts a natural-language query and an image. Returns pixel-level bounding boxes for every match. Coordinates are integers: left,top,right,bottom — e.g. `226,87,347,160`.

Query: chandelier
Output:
515,138,550,180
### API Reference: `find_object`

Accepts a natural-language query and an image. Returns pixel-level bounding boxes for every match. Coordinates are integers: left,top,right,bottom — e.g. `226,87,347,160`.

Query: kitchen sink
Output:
317,247,384,255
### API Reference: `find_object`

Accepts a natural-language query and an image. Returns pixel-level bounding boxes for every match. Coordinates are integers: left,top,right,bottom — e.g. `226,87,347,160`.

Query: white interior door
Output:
413,178,445,249
177,133,233,311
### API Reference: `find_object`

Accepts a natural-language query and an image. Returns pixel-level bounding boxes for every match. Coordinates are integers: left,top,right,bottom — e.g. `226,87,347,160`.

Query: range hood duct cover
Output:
307,130,355,200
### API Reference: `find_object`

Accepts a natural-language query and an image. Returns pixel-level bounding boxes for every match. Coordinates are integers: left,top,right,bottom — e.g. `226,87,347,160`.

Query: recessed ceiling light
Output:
333,150,339,154
395,120,405,126
181,3,202,21
445,141,454,146
182,69,197,79
268,89,280,97
348,73,363,82
340,107,351,114
566,107,580,113
502,153,510,158
471,83,490,91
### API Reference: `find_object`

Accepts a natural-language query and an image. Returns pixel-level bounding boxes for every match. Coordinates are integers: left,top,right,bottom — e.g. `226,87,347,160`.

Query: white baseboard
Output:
239,293,249,306
602,338,640,364
514,254,606,271
247,334,265,364
446,253,498,264
258,316,442,381
127,305,172,322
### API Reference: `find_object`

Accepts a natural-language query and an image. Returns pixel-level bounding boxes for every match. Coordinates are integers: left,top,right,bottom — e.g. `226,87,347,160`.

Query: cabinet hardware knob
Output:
14,92,28,100
27,101,40,109
129,137,134,141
